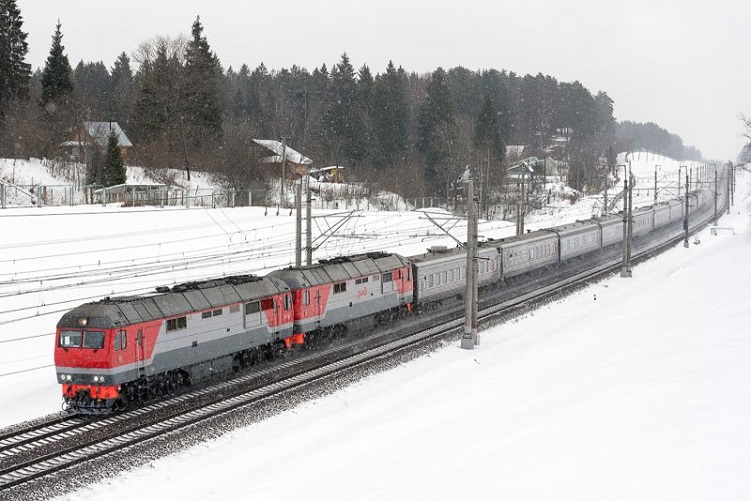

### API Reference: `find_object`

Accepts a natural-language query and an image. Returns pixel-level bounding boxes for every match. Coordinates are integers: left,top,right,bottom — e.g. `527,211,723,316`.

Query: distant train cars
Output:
55,188,720,413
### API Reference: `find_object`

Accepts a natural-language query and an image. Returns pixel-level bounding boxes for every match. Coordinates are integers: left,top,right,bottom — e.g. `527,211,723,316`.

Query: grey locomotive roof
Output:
267,252,410,288
57,275,290,329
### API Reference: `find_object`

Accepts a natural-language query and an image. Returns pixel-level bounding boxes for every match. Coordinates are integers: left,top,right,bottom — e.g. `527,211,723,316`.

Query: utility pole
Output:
295,173,302,267
280,137,287,208
683,171,690,248
713,166,718,225
620,175,633,278
727,163,732,215
516,165,528,236
627,173,633,272
306,175,313,266
461,179,479,350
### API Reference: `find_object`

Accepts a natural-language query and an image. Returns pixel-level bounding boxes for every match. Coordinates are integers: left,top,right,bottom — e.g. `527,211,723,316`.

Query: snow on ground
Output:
52,170,751,501
1,155,746,500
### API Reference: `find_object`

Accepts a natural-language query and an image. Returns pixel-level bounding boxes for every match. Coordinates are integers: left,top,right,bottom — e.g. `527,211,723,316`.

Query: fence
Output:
0,182,452,213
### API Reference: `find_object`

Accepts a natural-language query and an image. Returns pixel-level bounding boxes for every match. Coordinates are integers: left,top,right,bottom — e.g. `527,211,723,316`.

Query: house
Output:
508,156,560,179
63,121,133,164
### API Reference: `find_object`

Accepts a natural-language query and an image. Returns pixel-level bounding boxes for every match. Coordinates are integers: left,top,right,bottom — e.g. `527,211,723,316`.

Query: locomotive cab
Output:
55,311,123,413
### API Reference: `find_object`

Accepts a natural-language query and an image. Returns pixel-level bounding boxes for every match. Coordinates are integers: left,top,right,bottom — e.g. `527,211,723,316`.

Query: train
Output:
54,186,721,413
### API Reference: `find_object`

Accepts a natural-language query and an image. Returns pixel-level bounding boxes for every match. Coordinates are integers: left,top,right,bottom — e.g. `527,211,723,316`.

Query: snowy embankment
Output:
1,154,745,499
55,171,751,501
49,171,751,501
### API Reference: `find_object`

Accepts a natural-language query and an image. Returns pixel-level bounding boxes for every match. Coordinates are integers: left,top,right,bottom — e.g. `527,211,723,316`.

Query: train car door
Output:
136,328,145,377
382,271,395,294
313,288,323,322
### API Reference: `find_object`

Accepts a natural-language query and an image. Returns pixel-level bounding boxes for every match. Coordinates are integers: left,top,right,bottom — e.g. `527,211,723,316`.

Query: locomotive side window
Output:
303,290,311,306
245,301,260,315
114,330,127,351
261,298,275,311
167,316,187,332
382,272,393,283
334,282,347,294
283,294,292,310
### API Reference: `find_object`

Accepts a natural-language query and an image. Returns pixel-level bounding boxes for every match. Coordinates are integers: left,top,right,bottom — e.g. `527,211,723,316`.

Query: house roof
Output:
253,139,313,165
83,122,133,148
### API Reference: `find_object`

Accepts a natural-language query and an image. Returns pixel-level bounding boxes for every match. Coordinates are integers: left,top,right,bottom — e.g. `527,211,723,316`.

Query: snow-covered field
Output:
2,154,747,500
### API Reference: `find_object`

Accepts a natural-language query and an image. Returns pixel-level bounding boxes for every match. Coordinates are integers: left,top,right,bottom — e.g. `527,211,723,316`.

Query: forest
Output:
0,5,703,200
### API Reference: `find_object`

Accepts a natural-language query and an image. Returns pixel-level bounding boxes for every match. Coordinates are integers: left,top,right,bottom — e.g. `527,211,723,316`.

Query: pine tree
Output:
323,53,368,167
372,61,408,170
103,130,126,186
474,93,506,207
132,42,182,143
0,0,32,115
474,93,505,164
109,52,135,126
417,67,457,195
40,21,73,108
183,16,223,147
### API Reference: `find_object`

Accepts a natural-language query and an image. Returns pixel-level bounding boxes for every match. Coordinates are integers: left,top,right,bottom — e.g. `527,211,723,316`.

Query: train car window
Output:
334,282,347,294
303,290,310,306
82,331,105,349
382,272,393,283
261,298,274,311
212,308,222,317
284,295,292,310
59,330,82,348
407,268,411,281
202,311,212,319
246,301,260,315
428,275,434,288
449,269,454,282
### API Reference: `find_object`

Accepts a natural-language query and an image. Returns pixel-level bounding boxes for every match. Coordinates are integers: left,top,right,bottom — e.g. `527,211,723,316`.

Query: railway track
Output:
0,194,728,497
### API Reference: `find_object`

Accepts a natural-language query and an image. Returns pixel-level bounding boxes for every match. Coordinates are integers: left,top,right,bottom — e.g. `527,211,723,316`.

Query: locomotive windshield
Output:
59,330,106,349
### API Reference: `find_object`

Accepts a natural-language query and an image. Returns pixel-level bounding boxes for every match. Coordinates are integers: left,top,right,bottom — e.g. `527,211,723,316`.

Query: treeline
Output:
615,121,702,163
1,5,703,196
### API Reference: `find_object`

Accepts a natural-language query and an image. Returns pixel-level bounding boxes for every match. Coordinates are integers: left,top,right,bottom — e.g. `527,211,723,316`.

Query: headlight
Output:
65,375,72,381
92,376,100,382
60,374,67,382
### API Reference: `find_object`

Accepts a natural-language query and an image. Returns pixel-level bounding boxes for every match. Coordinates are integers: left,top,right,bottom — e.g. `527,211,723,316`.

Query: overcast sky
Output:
19,0,751,161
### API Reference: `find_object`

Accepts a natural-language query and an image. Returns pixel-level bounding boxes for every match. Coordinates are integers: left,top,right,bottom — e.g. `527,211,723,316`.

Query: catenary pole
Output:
295,174,302,267
461,179,479,350
306,174,312,265
620,177,630,277
684,172,690,248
